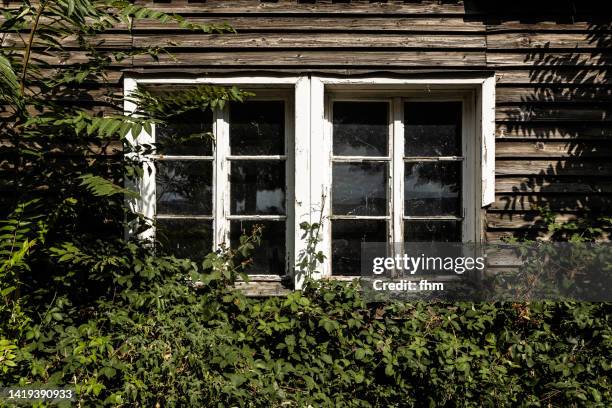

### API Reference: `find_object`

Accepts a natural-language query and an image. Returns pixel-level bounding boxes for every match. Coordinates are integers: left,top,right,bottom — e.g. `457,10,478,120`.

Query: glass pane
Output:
156,160,212,215
156,109,213,156
333,102,389,156
333,162,388,216
404,162,461,216
404,102,461,156
230,220,285,275
404,220,461,242
332,220,387,276
230,101,285,155
156,218,213,262
231,161,285,215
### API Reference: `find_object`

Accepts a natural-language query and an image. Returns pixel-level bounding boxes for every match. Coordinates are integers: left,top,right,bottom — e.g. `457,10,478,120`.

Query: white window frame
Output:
124,75,495,289
124,76,309,283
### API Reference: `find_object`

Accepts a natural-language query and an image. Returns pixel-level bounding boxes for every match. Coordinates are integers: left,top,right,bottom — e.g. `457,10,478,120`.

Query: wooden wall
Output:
3,0,611,242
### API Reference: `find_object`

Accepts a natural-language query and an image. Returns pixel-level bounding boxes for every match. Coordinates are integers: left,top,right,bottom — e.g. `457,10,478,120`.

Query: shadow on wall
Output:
465,0,612,240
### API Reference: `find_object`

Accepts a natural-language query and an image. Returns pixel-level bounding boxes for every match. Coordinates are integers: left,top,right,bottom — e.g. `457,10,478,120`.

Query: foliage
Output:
1,268,610,406
0,1,610,407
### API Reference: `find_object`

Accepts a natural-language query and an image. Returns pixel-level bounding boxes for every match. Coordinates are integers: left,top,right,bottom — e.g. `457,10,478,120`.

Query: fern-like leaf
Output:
79,174,140,199
0,53,20,104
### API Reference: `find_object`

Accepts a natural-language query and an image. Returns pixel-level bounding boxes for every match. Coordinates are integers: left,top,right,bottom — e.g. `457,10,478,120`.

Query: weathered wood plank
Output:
133,16,485,32
488,32,611,49
496,160,612,176
12,51,131,67
487,52,612,67
494,68,609,85
496,141,612,158
133,33,486,49
487,21,612,32
495,177,612,193
486,230,612,242
131,50,486,67
234,281,291,297
496,106,612,122
2,33,132,49
487,212,585,229
496,123,612,139
496,86,612,103
491,194,612,211
133,0,468,15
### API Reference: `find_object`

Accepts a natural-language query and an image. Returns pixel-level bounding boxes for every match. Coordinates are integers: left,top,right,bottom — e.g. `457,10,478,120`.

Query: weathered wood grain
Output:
2,33,132,49
496,106,612,122
485,230,612,243
488,32,611,49
234,281,291,297
496,141,612,157
132,33,486,49
131,50,486,66
133,16,485,32
496,160,612,175
487,212,583,229
487,21,612,32
491,194,612,211
496,123,612,139
134,0,468,15
487,52,612,67
495,177,612,194
496,86,612,103
494,68,609,85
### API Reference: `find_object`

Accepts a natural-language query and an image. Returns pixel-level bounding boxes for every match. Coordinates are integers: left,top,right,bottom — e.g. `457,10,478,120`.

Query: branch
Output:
20,0,47,96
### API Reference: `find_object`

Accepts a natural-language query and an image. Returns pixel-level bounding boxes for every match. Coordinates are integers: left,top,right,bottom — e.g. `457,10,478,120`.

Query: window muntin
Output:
328,97,465,276
152,92,292,275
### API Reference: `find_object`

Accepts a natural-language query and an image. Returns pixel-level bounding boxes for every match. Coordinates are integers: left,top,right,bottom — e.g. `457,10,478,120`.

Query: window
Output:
129,83,295,277
125,76,495,287
325,93,475,276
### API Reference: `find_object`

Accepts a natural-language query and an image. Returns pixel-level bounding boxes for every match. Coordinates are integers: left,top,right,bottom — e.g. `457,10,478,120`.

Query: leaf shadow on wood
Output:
465,0,612,240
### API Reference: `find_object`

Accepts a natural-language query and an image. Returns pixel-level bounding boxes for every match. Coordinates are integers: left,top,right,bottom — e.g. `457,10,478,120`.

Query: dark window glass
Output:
157,219,213,262
230,161,285,215
332,220,387,276
156,109,213,156
333,102,389,156
404,220,461,242
332,162,388,216
404,162,461,216
230,101,285,155
156,160,213,215
230,220,285,275
404,102,461,156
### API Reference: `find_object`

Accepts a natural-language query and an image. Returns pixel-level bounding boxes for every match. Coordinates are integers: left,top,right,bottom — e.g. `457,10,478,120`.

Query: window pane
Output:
156,160,213,215
332,220,387,276
333,162,388,216
157,218,213,262
156,109,213,156
333,102,388,156
230,220,285,275
404,102,461,156
230,101,285,155
404,220,461,242
231,161,285,215
404,162,461,216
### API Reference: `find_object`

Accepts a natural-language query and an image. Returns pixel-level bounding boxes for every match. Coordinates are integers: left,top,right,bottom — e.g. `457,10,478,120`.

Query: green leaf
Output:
0,53,20,103
79,174,139,199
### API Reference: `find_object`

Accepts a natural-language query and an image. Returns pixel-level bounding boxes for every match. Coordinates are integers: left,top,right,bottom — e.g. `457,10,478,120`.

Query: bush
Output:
2,250,610,407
